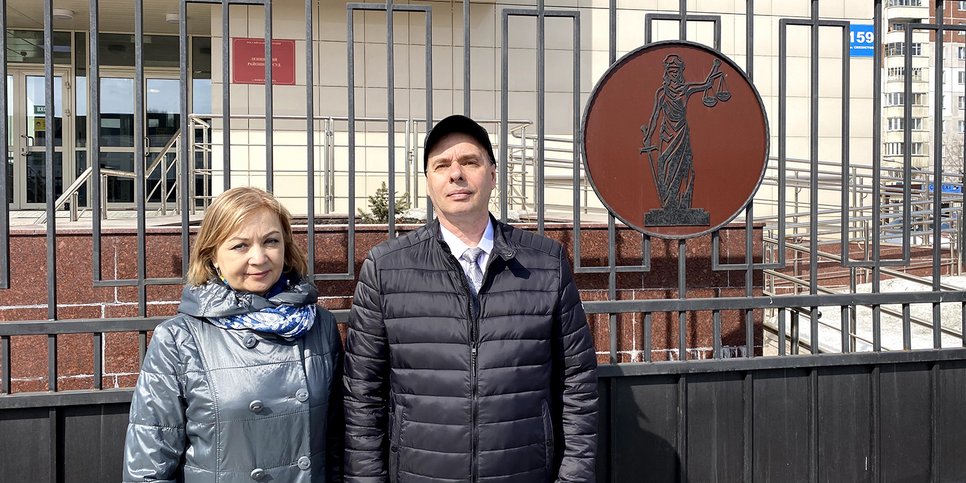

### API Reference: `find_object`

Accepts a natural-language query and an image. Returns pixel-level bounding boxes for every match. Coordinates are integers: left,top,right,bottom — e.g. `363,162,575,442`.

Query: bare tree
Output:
942,132,965,175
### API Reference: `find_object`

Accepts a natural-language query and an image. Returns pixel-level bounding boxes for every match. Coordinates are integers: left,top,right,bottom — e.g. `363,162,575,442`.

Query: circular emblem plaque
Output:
581,41,769,239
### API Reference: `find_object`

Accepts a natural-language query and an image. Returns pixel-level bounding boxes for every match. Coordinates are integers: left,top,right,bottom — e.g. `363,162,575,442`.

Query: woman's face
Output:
213,208,286,295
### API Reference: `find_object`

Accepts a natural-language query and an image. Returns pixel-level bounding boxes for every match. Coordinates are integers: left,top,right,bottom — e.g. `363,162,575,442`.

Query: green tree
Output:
359,182,413,223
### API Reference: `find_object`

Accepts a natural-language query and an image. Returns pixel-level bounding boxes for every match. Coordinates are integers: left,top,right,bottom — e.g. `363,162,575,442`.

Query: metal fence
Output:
3,0,966,481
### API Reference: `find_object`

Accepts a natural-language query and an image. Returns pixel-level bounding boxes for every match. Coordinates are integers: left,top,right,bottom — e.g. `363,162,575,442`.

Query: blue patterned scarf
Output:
208,276,316,339
209,304,316,339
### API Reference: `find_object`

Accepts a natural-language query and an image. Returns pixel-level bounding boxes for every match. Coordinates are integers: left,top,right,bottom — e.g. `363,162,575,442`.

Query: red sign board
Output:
232,38,296,85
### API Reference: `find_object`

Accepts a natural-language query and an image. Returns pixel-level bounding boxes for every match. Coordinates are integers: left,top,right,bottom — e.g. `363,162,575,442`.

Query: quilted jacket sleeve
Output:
122,320,188,483
554,252,599,483
344,255,390,483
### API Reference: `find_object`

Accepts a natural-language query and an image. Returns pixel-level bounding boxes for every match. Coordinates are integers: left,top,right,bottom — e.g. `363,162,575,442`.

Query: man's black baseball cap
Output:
422,115,497,173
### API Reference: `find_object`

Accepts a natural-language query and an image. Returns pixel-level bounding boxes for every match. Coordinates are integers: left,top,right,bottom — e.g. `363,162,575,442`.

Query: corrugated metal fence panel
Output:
596,352,966,483
0,403,129,482
0,408,52,482
1,357,965,481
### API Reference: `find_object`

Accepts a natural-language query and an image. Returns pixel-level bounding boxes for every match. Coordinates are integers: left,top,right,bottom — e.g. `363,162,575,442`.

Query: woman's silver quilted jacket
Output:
122,278,343,482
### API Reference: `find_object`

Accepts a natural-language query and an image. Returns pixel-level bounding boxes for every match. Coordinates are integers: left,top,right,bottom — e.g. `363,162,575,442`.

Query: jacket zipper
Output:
447,243,503,482
448,253,480,482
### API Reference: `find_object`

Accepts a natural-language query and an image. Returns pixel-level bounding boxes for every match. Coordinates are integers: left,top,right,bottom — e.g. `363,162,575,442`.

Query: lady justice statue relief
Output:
640,54,729,226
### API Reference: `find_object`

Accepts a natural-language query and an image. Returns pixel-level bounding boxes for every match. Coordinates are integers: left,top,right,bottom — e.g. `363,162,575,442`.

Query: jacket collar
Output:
429,214,516,261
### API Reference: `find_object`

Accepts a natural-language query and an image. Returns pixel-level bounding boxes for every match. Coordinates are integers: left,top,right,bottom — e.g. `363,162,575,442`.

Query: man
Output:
344,115,598,482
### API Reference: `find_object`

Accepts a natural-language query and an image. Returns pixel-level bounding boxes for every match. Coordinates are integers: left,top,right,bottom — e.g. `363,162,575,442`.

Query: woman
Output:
123,187,343,482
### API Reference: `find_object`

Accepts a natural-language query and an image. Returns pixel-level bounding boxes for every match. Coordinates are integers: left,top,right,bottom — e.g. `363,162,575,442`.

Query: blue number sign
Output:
850,24,875,57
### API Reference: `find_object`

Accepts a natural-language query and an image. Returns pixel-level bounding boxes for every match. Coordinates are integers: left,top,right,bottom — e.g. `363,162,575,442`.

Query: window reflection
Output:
26,76,63,147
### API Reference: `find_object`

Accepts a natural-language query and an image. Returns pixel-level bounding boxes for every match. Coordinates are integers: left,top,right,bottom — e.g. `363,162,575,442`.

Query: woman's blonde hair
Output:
186,187,308,285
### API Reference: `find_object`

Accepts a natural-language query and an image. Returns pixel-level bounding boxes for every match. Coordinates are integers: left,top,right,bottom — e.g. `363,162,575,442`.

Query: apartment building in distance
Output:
884,0,966,172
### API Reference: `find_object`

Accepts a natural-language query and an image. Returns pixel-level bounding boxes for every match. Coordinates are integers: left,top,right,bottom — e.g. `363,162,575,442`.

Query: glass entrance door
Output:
7,69,71,209
83,73,179,205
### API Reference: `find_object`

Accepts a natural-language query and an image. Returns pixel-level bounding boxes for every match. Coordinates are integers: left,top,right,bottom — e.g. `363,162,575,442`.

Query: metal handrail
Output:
33,167,138,224
144,129,182,215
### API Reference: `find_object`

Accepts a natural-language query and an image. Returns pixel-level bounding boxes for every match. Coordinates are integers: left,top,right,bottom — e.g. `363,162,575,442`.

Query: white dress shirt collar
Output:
439,219,494,271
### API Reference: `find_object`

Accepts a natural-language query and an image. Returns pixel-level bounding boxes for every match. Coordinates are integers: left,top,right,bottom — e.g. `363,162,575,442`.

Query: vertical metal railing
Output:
0,0,8,290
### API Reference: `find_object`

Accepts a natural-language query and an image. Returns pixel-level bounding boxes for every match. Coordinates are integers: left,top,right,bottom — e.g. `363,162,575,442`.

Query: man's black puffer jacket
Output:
344,218,598,483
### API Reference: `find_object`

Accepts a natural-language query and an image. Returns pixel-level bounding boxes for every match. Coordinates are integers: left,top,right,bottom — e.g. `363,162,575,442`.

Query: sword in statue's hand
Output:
640,143,662,201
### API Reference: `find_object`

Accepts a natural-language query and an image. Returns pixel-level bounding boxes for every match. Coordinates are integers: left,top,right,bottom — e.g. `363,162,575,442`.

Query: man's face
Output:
425,132,496,226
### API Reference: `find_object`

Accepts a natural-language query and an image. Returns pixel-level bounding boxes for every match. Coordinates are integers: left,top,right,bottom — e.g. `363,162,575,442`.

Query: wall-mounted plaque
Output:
582,41,769,239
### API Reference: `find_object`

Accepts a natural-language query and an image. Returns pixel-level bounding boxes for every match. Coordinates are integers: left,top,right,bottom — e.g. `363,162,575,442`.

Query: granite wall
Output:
0,223,762,393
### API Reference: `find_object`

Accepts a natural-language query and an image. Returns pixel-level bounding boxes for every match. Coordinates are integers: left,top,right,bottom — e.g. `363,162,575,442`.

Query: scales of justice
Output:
640,54,730,227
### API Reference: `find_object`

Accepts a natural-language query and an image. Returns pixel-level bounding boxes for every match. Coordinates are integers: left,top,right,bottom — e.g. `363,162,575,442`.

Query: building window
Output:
960,120,965,133
887,118,921,130
961,1,966,10
887,142,927,156
959,47,966,60
885,92,928,107
885,42,922,56
887,118,922,130
888,0,922,6
887,67,924,81
960,96,965,109
959,71,966,84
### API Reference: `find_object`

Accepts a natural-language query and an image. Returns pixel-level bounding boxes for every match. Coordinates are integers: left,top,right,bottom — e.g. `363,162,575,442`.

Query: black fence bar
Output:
221,0,231,191
387,0,396,237
643,312,652,363
0,0,7,290
93,332,102,391
743,1,758,355
499,7,509,222
778,307,786,356
840,305,849,352
43,0,56,320
47,334,56,392
138,331,147,365
179,0,190,276
305,0,316,273
934,4,946,348
677,240,686,360
644,13,722,50
809,1,819,353
609,217,617,364
134,0,148,316
903,303,912,350
463,0,471,115
1,335,9,394
264,0,273,192
90,0,103,282
535,0,545,235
